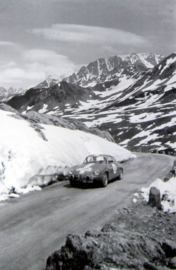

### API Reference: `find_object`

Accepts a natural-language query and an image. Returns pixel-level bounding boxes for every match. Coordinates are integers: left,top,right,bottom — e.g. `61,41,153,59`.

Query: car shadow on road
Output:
63,183,98,189
63,179,119,189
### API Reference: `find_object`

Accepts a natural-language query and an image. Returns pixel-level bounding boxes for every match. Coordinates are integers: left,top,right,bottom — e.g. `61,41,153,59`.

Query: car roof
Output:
87,154,114,158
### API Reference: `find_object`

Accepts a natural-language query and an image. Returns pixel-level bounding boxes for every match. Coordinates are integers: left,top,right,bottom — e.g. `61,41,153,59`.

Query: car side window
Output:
107,157,113,163
83,156,94,163
96,156,106,164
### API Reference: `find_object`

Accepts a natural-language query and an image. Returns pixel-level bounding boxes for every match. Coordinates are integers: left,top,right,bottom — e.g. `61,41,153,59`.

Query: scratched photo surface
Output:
0,1,176,270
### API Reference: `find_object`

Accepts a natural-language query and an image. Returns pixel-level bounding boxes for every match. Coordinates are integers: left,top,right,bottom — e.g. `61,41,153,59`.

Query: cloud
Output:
0,49,77,89
0,41,17,46
22,49,76,78
0,41,22,50
23,49,73,66
32,24,149,46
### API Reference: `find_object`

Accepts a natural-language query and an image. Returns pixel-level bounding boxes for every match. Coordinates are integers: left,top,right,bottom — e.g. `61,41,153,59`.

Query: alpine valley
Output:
5,52,176,153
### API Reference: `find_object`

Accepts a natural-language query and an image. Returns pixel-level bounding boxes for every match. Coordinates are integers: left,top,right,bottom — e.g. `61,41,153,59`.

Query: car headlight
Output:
94,170,100,176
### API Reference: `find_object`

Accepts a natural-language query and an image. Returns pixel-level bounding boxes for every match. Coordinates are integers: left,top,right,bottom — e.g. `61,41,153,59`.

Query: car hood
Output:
70,163,105,174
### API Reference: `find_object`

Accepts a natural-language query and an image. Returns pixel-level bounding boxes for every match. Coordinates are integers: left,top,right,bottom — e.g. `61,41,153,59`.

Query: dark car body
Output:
68,154,123,187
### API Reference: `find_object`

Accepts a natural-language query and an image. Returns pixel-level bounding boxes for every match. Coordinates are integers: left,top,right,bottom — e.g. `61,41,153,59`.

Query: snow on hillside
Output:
0,110,134,200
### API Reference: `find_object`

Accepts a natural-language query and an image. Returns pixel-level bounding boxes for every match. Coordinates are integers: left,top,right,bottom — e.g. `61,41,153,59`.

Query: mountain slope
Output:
71,53,176,152
6,53,176,152
7,80,97,115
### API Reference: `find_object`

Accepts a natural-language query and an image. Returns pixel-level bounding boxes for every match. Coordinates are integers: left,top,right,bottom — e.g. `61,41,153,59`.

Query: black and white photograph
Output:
0,0,176,269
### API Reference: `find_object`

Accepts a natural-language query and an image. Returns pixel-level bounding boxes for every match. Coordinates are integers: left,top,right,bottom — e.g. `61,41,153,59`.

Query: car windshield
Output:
83,156,106,164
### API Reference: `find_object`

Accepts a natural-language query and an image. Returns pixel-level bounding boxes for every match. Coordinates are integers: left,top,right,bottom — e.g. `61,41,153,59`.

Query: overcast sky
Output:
0,0,175,89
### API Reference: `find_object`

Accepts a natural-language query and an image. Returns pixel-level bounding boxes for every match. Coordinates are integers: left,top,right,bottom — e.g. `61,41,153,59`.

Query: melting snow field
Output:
0,110,134,200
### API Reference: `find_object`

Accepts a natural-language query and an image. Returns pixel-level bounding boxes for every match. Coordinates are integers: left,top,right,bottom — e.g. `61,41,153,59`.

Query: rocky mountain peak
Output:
146,52,176,80
35,74,66,89
65,53,165,87
128,52,140,64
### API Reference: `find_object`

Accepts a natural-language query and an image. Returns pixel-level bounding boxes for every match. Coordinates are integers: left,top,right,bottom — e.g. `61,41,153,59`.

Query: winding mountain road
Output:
0,153,174,270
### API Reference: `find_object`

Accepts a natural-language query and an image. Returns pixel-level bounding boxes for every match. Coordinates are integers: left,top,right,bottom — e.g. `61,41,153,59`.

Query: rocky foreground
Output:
46,200,176,270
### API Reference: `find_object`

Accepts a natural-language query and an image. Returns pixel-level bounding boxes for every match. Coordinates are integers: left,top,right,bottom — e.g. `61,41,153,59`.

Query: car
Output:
68,154,123,187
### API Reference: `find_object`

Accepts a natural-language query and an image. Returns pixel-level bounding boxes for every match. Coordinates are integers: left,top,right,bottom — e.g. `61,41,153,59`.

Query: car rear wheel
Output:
101,173,108,187
70,180,77,187
118,169,123,180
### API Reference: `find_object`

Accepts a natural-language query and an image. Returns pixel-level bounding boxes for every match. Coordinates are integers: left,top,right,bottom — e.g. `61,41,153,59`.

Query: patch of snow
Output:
39,104,48,113
105,58,114,71
136,94,164,109
84,113,122,127
9,193,20,198
160,56,176,75
130,112,162,123
95,77,135,99
152,116,176,131
85,81,97,87
164,84,176,92
133,192,139,197
135,133,158,146
118,132,123,136
97,59,101,76
133,130,150,139
16,185,42,194
150,141,162,146
26,105,34,110
141,177,176,213
140,57,153,69
119,139,131,145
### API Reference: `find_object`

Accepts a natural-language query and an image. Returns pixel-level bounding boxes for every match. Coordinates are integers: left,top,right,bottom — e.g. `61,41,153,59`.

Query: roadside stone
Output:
148,186,162,209
167,257,176,269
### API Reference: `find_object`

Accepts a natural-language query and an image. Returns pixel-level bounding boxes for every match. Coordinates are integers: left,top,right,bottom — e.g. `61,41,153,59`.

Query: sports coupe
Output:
68,154,123,187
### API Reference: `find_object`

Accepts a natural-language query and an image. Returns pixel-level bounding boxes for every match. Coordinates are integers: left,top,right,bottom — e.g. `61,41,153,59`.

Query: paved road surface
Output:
0,153,174,270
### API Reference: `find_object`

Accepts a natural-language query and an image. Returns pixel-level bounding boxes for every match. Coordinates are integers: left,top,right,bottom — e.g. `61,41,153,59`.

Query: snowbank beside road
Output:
141,177,176,213
0,110,134,200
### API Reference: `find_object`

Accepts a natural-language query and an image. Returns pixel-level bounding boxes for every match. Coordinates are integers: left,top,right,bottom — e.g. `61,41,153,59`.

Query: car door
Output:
107,156,116,180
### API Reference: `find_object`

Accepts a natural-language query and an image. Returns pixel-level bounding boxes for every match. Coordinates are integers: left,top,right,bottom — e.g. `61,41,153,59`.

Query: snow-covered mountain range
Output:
65,53,164,87
34,74,66,89
0,87,25,101
6,52,176,152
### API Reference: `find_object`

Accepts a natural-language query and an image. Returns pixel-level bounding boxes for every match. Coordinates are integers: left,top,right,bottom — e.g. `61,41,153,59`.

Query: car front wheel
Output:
101,173,108,187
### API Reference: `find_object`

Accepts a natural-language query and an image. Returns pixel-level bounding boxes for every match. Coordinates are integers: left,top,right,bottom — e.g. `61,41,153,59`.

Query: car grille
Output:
75,175,80,180
71,174,92,182
72,174,82,181
85,176,91,181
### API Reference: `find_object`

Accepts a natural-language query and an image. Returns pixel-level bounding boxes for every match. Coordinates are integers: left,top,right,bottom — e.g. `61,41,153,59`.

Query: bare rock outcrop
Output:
0,103,114,142
46,230,167,270
23,111,114,142
46,204,176,270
